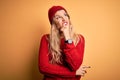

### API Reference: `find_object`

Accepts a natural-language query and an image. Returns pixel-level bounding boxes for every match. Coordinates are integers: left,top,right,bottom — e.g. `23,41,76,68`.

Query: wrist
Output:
64,34,71,40
65,37,71,40
65,39,73,44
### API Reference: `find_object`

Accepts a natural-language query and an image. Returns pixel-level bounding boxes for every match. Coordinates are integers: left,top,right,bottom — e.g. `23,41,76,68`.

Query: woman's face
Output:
53,10,70,31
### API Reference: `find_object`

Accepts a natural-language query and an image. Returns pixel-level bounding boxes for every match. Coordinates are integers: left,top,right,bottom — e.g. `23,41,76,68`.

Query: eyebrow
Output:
54,15,60,17
54,13,67,17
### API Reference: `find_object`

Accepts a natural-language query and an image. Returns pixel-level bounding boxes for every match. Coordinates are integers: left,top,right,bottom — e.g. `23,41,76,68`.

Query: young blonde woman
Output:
39,5,90,80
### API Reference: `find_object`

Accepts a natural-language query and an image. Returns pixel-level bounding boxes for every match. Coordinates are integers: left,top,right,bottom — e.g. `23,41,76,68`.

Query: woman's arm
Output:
63,34,85,71
38,34,76,77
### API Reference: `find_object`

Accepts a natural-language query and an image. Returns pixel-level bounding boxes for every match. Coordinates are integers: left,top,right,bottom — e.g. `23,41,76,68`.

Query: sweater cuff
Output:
64,42,75,49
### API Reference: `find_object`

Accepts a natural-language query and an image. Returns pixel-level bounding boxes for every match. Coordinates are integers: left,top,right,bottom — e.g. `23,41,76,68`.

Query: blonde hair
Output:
48,18,79,64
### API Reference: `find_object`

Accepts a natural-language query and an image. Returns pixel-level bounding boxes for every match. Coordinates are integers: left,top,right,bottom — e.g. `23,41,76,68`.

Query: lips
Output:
63,22,68,26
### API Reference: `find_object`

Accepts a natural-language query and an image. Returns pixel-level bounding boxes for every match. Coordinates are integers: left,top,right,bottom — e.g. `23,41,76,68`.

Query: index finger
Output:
82,65,91,69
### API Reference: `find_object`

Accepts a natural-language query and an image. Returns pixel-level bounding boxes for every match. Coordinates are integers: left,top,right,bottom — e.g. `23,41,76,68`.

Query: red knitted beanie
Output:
48,6,67,24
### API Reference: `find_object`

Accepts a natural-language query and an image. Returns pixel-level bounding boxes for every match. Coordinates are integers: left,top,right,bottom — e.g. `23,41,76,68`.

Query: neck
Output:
59,31,64,39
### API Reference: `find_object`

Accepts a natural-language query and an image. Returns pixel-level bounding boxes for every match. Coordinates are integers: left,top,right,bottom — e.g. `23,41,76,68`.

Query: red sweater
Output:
38,34,85,80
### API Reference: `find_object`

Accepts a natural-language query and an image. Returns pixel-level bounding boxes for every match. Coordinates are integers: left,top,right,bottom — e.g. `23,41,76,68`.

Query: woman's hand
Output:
76,65,91,76
60,22,71,40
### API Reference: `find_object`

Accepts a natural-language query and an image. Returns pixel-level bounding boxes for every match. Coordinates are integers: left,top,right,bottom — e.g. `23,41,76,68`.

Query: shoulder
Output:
77,34,85,43
41,34,49,38
77,34,85,40
40,34,50,42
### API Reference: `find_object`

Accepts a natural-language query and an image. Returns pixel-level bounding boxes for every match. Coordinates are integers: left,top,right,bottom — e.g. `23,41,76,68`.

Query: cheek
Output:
56,20,63,28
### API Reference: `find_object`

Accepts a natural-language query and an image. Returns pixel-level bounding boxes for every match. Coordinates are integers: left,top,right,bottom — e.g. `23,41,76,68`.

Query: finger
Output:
81,66,91,71
84,70,87,73
60,27,66,31
80,73,83,76
82,65,91,69
81,72,86,77
80,72,84,76
82,70,87,74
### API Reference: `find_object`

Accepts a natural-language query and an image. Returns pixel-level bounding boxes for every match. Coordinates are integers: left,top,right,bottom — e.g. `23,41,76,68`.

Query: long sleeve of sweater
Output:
38,34,85,77
38,34,76,77
63,35,85,71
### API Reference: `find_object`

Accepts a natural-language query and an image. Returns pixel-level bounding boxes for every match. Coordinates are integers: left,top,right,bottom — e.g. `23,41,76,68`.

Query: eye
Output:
64,13,68,17
55,16,62,20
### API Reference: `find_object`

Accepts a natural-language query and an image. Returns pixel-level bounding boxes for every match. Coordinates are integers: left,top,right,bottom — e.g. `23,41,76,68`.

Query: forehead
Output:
54,10,67,16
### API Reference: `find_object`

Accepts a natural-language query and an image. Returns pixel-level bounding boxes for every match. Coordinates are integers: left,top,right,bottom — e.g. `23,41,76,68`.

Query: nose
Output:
62,16,65,22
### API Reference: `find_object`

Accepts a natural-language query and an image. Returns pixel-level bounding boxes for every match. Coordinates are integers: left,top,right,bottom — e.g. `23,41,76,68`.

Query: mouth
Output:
62,22,68,26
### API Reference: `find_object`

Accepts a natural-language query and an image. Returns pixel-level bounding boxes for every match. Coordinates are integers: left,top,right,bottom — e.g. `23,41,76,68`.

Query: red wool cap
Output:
48,6,67,24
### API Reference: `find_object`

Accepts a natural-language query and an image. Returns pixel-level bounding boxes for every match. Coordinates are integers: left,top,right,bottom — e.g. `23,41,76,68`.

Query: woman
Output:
39,5,90,80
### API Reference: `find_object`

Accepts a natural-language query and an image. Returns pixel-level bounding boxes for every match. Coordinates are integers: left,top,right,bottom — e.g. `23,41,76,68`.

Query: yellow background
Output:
0,0,120,80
